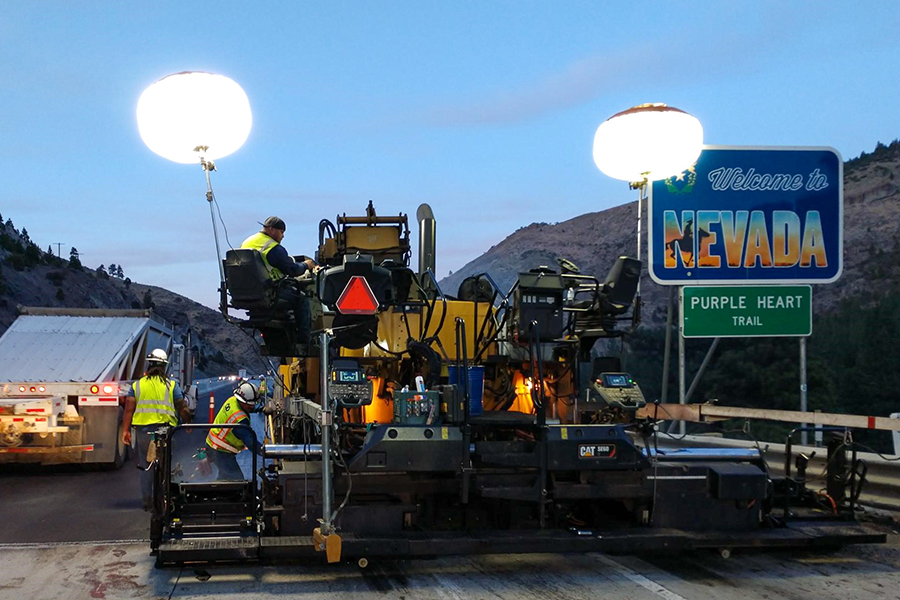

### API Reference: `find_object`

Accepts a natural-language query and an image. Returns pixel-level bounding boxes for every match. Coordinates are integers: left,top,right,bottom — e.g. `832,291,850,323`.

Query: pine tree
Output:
68,247,82,270
142,289,155,309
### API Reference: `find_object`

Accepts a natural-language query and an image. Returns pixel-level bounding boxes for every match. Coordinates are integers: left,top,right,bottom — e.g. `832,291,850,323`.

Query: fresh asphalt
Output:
2,377,899,599
0,376,238,544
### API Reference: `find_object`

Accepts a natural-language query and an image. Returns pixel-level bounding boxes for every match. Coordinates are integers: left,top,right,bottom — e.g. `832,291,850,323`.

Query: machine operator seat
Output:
223,249,311,356
572,256,642,339
223,249,273,313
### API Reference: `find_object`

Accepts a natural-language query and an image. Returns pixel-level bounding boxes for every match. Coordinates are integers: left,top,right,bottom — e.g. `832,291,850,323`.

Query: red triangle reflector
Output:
335,276,380,315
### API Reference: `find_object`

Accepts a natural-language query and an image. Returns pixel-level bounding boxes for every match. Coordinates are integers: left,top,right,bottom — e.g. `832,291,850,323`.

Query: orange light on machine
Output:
38,386,46,393
18,386,26,393
102,384,115,395
335,276,380,315
90,385,100,394
509,372,535,415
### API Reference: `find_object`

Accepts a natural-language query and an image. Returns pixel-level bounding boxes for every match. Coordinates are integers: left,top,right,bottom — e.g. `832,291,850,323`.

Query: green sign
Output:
681,285,812,338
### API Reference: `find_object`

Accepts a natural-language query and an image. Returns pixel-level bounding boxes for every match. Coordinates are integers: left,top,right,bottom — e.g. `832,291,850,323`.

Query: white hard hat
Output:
235,382,259,404
147,349,168,364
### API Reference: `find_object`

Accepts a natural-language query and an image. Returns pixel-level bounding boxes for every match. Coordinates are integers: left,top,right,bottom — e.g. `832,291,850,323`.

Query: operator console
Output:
589,372,646,410
329,363,372,407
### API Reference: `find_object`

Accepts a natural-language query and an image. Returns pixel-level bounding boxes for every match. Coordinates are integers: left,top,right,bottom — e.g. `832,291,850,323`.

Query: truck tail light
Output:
90,385,100,394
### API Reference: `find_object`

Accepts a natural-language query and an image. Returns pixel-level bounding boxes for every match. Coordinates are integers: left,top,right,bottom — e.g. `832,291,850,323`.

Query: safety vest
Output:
206,397,249,454
241,232,283,280
132,376,177,426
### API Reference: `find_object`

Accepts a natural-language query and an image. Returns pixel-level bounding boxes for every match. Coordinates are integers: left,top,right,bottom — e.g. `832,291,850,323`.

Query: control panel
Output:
328,366,373,407
589,372,646,410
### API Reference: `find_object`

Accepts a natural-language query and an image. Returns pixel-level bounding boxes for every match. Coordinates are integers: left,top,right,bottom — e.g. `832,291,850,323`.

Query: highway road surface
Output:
0,377,237,544
1,376,899,599
1,537,899,600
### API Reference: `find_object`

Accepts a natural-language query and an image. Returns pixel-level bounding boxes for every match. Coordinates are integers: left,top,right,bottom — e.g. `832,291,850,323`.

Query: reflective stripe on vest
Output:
132,376,177,426
240,232,282,280
206,397,249,454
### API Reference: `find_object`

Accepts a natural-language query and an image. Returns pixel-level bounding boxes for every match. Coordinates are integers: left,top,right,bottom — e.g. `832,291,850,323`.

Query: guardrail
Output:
648,433,900,512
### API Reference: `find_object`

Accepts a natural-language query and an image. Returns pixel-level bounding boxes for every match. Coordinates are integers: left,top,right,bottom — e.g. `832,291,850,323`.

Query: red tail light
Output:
102,384,115,395
90,385,100,394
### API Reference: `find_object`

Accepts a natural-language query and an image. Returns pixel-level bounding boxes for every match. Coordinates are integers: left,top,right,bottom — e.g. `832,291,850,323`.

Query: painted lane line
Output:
592,553,689,600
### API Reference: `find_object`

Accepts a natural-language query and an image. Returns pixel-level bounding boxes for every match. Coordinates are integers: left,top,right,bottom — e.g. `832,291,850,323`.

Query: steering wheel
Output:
556,257,580,274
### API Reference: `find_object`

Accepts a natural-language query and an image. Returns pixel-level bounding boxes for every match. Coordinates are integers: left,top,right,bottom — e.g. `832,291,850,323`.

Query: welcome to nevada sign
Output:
648,146,843,285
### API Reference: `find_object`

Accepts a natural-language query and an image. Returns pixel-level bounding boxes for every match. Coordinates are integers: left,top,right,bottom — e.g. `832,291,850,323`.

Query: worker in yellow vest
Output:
241,216,319,345
122,349,190,510
241,216,316,280
206,381,264,481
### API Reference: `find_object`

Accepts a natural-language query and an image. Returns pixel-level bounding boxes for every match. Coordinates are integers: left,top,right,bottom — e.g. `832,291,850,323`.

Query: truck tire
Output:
102,411,128,471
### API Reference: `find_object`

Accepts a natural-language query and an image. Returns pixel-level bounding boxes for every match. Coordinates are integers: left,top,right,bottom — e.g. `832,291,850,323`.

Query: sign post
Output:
651,146,841,436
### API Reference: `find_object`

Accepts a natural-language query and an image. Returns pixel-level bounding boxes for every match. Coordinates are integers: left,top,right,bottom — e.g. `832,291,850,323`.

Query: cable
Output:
329,433,353,524
212,192,235,251
852,442,900,461
372,340,407,357
236,327,291,394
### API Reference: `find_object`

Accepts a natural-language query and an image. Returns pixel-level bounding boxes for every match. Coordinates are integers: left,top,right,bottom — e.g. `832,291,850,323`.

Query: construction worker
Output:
241,216,316,280
205,381,264,481
241,216,319,345
122,349,190,511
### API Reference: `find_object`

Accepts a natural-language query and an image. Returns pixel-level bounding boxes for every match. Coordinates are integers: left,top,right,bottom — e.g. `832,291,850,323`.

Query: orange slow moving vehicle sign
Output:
335,276,380,315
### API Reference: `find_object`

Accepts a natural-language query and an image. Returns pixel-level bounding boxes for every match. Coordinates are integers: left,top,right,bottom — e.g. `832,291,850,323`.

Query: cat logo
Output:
578,444,616,459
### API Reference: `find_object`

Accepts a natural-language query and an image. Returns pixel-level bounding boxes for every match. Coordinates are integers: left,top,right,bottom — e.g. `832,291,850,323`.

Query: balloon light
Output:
593,103,703,183
137,71,252,164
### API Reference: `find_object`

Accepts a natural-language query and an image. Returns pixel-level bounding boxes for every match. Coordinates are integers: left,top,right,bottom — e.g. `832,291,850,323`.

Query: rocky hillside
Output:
0,220,260,378
440,141,900,326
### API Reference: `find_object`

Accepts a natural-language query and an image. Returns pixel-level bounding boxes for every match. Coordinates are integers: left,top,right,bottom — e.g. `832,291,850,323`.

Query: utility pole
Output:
54,243,64,257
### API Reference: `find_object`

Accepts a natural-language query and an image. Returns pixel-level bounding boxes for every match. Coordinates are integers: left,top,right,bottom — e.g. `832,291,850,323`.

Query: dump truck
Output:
0,307,190,468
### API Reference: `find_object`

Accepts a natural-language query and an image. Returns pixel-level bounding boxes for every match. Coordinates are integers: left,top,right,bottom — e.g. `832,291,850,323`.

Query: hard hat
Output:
235,381,259,404
147,349,168,364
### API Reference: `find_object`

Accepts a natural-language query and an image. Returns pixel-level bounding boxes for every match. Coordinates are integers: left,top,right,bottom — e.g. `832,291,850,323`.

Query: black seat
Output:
222,249,312,357
223,249,273,312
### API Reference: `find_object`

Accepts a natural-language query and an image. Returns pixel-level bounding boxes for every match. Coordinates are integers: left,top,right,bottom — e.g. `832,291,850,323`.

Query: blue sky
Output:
1,2,899,308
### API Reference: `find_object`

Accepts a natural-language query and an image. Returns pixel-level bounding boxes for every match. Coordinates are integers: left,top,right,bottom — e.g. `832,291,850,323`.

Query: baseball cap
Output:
259,216,286,231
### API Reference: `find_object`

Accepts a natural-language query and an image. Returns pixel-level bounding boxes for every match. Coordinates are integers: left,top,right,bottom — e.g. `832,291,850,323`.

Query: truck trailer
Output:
0,307,182,468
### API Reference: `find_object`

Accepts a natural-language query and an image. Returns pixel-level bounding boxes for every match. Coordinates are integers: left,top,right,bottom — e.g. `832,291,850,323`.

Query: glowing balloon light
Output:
592,103,703,183
137,71,252,164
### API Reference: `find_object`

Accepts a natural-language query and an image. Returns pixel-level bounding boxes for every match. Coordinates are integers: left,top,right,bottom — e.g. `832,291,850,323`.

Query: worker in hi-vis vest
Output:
206,381,264,481
241,216,318,344
240,216,316,280
122,349,190,511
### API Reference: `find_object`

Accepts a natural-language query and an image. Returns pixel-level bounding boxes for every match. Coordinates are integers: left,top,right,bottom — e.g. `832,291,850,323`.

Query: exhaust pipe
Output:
416,203,436,280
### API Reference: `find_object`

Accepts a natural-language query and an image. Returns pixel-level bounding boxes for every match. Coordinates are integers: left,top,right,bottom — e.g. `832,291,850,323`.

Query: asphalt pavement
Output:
2,538,900,600
3,376,900,598
0,377,237,545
